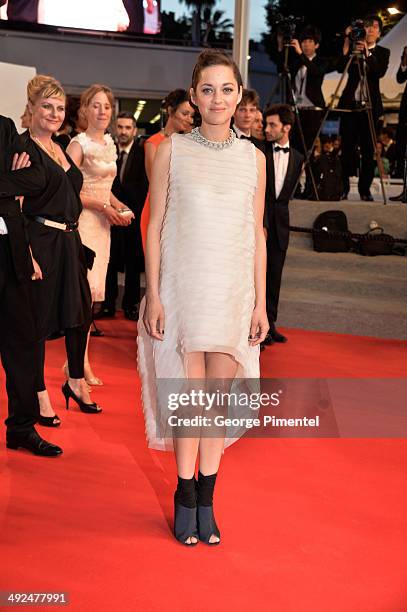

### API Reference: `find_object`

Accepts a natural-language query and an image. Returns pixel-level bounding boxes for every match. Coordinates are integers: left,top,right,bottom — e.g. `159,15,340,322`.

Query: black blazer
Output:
0,116,40,281
6,0,39,21
276,50,327,108
263,143,304,251
397,65,407,125
337,45,390,120
111,139,149,217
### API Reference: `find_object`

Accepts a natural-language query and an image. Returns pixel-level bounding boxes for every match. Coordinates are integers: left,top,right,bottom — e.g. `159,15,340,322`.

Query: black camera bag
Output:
312,210,352,252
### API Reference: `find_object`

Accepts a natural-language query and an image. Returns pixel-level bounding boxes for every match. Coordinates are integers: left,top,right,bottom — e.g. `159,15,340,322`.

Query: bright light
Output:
133,100,147,122
388,7,400,15
150,114,161,124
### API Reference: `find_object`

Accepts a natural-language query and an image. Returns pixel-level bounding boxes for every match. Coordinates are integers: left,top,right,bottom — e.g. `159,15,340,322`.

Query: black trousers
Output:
36,327,88,391
340,111,378,197
103,222,143,311
0,235,39,434
291,109,324,198
266,232,287,323
395,120,407,179
291,109,324,155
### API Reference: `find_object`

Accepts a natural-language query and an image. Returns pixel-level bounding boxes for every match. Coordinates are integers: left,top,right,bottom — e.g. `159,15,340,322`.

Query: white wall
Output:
0,61,36,129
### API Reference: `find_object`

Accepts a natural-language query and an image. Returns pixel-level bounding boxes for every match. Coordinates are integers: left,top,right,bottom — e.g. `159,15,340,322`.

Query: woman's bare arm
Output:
143,138,171,339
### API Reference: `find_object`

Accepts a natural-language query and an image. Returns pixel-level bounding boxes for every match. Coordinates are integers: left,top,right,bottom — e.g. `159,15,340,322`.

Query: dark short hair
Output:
117,111,136,126
299,25,321,45
162,89,189,114
364,15,383,31
237,88,260,109
381,127,394,139
264,104,295,127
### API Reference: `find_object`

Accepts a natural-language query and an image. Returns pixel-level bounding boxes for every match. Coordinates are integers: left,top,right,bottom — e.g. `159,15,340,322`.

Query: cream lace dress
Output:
71,132,117,302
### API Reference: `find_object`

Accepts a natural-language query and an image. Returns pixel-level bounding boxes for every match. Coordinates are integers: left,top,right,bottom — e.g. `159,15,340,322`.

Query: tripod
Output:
308,49,387,204
273,44,320,200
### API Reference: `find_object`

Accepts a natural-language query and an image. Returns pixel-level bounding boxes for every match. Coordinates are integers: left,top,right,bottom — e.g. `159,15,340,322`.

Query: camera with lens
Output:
275,14,303,45
349,19,366,43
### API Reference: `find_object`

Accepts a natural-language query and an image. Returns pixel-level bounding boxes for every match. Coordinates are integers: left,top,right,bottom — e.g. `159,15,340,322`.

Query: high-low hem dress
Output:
137,132,260,451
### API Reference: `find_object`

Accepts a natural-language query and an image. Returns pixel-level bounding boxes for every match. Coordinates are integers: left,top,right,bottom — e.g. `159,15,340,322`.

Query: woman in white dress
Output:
138,50,268,546
68,84,133,385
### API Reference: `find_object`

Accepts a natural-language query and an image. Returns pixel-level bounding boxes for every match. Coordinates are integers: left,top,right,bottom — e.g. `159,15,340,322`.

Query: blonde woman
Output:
67,84,133,386
12,75,101,421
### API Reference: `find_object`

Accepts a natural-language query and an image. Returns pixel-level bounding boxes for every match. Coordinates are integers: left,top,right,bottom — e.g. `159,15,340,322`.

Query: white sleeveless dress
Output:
137,132,260,450
71,132,117,302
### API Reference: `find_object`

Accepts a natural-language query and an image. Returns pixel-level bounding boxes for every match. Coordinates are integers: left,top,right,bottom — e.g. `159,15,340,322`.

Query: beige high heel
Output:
84,363,103,386
62,362,93,391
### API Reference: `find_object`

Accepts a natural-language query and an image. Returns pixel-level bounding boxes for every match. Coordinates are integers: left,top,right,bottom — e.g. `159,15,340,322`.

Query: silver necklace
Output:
190,127,235,150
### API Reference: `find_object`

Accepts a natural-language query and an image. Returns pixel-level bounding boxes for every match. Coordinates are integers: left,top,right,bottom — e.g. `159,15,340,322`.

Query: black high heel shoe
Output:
197,505,220,545
61,382,102,414
38,414,61,428
174,493,199,547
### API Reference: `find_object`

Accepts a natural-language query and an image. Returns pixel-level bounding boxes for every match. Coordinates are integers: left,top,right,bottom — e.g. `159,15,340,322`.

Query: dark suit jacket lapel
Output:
278,149,296,201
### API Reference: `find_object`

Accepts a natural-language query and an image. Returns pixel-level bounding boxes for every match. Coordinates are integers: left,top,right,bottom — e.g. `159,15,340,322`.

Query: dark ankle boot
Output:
197,471,220,545
173,476,198,546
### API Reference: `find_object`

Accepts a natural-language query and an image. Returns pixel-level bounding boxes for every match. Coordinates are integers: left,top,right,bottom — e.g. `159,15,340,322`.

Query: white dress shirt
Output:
233,125,251,139
273,144,290,198
354,43,376,103
0,218,8,235
295,54,316,108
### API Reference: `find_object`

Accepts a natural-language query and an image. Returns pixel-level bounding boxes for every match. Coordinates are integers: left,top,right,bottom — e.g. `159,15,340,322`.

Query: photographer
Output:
274,25,327,198
337,15,390,201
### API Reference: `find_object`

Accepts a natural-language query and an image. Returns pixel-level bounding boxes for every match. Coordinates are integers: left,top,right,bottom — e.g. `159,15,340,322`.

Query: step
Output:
278,288,407,339
285,245,407,277
283,267,407,300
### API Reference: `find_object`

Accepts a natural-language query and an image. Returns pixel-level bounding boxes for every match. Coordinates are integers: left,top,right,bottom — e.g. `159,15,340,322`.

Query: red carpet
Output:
1,319,407,611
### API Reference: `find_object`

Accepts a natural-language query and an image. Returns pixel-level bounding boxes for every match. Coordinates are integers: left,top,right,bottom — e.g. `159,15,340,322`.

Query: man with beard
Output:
261,104,303,348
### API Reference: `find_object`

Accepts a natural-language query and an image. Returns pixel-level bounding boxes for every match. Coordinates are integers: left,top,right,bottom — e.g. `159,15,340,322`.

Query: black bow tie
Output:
274,145,290,153
239,135,251,141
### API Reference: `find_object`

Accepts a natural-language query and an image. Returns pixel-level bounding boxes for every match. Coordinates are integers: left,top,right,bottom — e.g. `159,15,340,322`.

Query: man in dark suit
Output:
261,105,303,348
337,15,390,201
97,112,148,321
0,116,62,456
390,46,407,200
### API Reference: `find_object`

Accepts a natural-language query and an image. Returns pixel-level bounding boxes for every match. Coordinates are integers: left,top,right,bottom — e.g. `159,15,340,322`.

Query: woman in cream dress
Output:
68,84,132,385
138,50,268,546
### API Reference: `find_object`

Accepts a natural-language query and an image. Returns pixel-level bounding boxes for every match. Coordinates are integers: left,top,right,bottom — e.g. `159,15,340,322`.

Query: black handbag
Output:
82,244,96,270
357,228,395,256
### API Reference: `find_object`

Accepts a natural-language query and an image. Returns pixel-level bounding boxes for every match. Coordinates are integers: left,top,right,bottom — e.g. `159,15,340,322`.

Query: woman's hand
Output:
143,295,165,340
12,152,31,170
249,305,269,346
103,204,131,226
31,255,43,281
